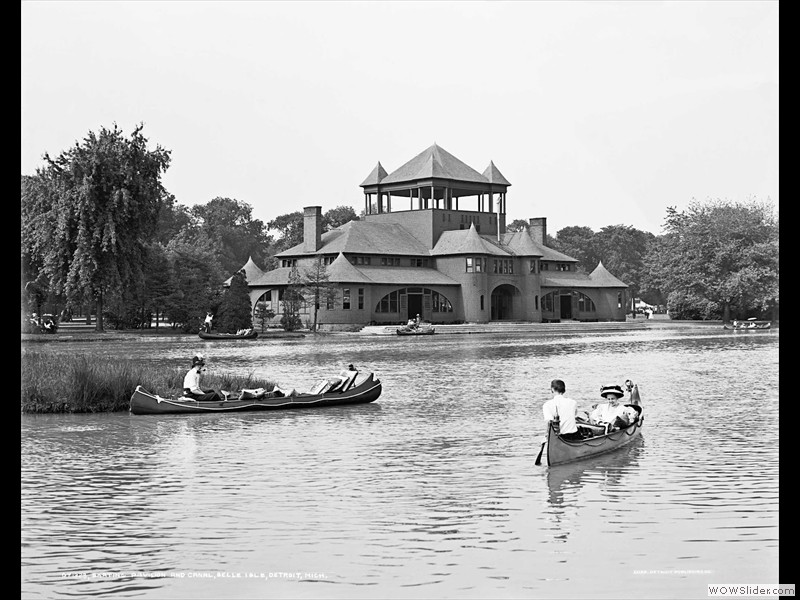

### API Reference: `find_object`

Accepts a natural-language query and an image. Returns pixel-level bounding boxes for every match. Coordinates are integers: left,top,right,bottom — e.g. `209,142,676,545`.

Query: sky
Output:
21,1,778,236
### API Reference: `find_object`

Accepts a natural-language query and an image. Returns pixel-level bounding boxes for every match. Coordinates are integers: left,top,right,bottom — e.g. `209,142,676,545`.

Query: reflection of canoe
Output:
130,372,382,415
723,320,771,330
396,325,435,336
199,330,258,340
540,385,644,467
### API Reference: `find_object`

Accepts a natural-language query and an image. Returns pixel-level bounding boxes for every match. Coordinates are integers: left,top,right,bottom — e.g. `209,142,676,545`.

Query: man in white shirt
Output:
542,379,582,441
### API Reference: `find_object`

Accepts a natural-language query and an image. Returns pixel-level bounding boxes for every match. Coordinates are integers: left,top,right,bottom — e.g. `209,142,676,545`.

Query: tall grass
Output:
21,351,277,413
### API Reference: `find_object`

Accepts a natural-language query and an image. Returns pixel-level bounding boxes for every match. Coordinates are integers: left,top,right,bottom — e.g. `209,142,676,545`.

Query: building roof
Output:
431,223,511,256
540,261,627,289
482,161,511,186
276,220,431,258
589,261,628,287
242,254,458,288
377,143,489,186
501,230,577,261
223,256,265,286
360,161,388,186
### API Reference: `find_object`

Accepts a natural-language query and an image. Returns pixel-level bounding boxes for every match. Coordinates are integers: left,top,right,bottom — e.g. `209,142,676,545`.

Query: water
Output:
21,327,779,599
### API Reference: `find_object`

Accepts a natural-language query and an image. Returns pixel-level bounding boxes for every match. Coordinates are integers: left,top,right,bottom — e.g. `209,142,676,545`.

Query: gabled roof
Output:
223,256,265,285
378,143,489,185
360,162,388,186
482,161,511,186
589,261,628,287
276,220,431,258
501,230,576,261
325,253,374,283
431,223,510,256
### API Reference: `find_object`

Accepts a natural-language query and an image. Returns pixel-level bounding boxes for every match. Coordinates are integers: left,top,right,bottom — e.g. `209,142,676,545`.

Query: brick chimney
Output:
304,206,322,252
529,217,547,245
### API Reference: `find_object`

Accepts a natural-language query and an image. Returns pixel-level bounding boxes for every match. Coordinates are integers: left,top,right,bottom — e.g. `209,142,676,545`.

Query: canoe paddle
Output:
534,441,546,466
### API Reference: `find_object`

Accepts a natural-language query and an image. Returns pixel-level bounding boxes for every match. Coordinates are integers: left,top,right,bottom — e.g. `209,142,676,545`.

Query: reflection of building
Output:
233,143,628,329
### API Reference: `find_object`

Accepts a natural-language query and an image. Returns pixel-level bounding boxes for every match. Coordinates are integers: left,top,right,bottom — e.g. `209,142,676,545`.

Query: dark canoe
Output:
396,325,436,336
541,385,644,467
130,372,382,415
198,330,259,340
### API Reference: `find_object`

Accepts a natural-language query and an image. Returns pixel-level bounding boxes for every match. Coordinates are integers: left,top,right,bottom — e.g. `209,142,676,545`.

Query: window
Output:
466,257,474,273
350,256,372,265
377,288,453,313
358,288,364,310
326,292,335,310
535,295,539,310
381,257,401,266
411,258,430,267
281,259,297,268
475,257,483,273
376,290,400,313
342,288,351,310
618,292,623,309
541,262,549,271
322,256,335,266
557,263,571,272
530,260,537,273
480,295,484,310
578,293,595,312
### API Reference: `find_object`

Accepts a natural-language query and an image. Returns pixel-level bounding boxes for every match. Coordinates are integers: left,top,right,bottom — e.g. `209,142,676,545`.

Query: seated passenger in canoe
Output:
587,384,639,432
183,354,224,402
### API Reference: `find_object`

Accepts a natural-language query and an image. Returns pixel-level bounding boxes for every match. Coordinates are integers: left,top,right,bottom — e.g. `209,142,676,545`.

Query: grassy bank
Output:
21,351,277,414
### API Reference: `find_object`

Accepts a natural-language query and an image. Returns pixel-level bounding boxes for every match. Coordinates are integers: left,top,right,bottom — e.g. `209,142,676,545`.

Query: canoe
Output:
723,320,771,330
396,325,435,336
199,330,259,340
130,372,382,415
538,385,644,467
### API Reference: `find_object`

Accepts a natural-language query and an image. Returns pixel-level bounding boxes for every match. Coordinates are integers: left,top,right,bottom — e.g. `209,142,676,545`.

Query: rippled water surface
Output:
21,327,779,599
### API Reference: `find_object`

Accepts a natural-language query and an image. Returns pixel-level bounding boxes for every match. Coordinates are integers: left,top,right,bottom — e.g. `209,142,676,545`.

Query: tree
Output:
299,257,337,332
592,225,655,314
191,197,273,276
280,265,304,331
162,235,225,331
506,219,529,233
254,303,275,333
216,270,253,333
323,205,358,231
550,226,599,271
21,123,171,331
268,211,304,253
643,199,778,321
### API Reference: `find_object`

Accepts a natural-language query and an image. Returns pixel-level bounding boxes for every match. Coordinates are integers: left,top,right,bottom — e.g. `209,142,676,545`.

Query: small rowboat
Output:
537,385,644,467
199,330,258,340
723,319,771,330
396,325,435,336
130,372,382,415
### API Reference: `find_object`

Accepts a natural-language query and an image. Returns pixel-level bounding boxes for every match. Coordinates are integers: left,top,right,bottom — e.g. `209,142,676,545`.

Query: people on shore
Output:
182,354,223,402
542,379,583,441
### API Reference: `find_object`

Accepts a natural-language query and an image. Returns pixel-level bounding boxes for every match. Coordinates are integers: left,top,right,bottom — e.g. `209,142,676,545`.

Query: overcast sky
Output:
21,1,778,235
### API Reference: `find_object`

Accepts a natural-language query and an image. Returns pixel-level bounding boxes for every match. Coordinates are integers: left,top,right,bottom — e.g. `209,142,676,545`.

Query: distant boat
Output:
198,329,258,340
723,319,771,330
396,324,436,336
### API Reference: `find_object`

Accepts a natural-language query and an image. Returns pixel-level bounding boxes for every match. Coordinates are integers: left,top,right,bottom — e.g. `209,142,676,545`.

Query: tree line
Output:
21,124,779,332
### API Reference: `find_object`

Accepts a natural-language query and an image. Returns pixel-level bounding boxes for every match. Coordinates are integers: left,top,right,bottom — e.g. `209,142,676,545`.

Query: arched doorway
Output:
490,284,520,320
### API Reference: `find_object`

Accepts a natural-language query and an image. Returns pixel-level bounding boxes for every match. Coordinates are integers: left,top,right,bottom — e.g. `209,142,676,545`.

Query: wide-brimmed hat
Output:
600,384,624,399
192,354,206,367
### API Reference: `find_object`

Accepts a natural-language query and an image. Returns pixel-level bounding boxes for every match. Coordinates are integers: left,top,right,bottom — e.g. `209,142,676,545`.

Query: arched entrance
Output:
490,284,521,320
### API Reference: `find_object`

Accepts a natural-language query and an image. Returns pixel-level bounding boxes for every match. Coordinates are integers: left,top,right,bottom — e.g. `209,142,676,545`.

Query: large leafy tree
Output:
280,265,304,331
190,197,273,276
643,199,778,321
550,226,598,271
592,225,655,313
21,123,171,331
268,211,304,253
506,219,529,233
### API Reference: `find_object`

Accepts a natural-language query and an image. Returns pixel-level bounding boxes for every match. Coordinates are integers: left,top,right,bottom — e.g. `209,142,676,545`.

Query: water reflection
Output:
545,438,644,544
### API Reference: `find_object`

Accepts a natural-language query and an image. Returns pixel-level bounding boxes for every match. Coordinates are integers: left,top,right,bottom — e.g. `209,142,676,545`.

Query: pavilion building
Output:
231,143,628,329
